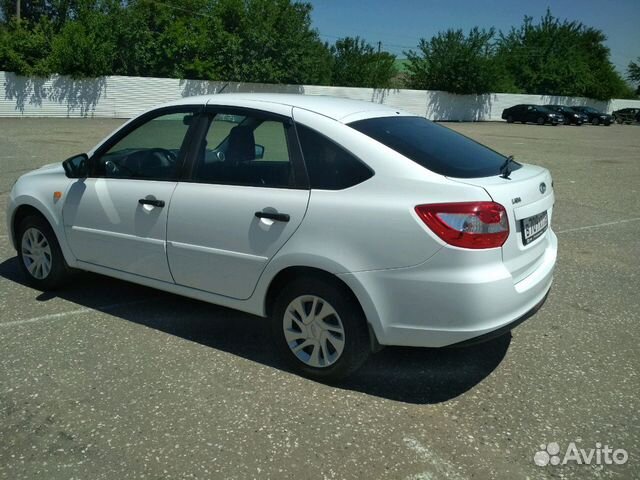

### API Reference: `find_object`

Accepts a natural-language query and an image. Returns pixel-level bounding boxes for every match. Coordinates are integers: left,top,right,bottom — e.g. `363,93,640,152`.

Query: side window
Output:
94,112,194,180
296,123,373,190
193,112,294,188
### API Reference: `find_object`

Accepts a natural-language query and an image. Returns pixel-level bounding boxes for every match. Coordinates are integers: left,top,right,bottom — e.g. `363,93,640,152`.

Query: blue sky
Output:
307,0,640,74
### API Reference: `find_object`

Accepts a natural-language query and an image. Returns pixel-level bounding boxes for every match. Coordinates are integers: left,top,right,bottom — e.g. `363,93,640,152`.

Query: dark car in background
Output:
571,106,612,126
502,104,564,125
612,107,640,124
545,105,588,125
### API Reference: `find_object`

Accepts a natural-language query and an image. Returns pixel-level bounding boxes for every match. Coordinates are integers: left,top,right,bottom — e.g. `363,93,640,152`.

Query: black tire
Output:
507,115,514,123
537,117,545,125
270,276,370,382
592,118,600,126
16,215,72,290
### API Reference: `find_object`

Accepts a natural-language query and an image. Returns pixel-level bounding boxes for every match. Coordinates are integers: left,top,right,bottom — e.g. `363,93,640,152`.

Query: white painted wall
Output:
1,71,639,120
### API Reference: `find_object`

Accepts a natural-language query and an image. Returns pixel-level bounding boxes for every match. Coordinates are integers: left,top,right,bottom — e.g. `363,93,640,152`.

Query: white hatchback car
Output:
7,94,557,381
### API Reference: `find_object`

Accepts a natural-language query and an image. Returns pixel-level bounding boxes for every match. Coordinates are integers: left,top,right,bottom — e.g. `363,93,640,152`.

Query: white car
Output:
7,94,557,381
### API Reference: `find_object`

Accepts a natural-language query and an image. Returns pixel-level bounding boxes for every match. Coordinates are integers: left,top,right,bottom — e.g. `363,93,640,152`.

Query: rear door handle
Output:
139,198,165,208
255,211,290,222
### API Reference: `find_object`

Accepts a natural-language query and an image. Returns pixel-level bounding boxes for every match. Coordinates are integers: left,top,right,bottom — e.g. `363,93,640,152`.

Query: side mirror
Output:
62,153,90,179
254,144,265,160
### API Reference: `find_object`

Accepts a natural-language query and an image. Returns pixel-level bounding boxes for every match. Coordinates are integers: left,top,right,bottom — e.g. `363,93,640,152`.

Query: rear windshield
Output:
349,116,520,178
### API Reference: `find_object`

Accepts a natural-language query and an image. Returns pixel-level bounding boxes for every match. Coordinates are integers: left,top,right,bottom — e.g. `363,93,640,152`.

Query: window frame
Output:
88,105,203,181
181,105,309,190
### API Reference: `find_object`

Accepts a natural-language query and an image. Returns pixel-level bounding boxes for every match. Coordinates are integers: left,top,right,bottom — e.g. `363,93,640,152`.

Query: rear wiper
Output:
500,155,515,179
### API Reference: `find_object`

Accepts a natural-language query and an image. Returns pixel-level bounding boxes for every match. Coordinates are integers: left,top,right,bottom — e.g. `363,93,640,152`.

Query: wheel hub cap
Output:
283,295,346,368
21,227,52,280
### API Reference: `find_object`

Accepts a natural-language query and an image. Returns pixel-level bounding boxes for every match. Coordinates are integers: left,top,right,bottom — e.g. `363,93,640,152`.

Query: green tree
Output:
496,10,628,100
0,0,81,28
0,0,334,83
0,17,55,76
116,0,333,84
330,36,397,89
47,1,124,77
207,0,332,84
405,28,499,94
628,58,640,93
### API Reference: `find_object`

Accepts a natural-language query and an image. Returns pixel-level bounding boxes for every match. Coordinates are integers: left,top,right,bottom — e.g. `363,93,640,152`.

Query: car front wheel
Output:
271,277,370,382
17,215,71,290
592,118,600,126
537,117,545,125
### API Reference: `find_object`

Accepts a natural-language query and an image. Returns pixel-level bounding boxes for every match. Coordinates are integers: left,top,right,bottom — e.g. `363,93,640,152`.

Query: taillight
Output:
415,202,509,249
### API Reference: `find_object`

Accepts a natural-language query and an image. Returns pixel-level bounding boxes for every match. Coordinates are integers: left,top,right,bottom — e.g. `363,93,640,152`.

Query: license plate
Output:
521,212,548,245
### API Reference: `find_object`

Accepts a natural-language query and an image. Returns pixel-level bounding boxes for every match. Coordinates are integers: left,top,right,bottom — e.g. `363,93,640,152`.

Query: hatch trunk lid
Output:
449,164,555,283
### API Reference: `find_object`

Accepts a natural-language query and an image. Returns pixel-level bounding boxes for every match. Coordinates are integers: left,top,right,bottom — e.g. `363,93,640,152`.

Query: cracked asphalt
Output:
0,118,638,479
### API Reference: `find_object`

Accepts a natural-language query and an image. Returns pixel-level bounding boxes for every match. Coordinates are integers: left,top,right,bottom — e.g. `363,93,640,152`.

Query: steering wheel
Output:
148,148,178,164
104,160,135,177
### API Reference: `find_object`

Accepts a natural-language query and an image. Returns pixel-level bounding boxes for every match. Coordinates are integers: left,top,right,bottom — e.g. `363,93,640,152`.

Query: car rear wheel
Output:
17,215,71,290
271,277,370,382
507,115,514,123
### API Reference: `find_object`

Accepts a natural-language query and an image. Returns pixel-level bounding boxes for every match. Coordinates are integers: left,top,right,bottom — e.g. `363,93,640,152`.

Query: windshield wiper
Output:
500,155,515,179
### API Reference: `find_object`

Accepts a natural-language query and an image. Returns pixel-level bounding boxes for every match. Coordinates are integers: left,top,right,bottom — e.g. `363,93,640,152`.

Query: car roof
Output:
161,93,405,122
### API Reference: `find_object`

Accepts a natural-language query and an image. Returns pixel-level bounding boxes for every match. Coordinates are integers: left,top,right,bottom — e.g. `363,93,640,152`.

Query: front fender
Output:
8,172,78,267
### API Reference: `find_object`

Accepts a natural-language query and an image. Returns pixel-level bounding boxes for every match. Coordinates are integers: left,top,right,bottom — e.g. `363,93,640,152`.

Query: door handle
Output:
255,211,290,222
138,198,165,208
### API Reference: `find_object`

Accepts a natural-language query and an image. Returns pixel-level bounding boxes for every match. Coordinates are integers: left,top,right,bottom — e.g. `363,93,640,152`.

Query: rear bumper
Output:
449,289,549,347
339,230,557,348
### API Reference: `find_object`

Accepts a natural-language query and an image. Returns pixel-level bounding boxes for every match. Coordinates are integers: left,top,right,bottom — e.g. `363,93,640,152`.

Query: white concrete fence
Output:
1,71,639,120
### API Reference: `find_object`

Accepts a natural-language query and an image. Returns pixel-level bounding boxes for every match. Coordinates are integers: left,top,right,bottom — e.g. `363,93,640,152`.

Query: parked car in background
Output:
502,104,564,125
612,107,640,124
545,105,588,125
6,94,557,381
571,106,612,126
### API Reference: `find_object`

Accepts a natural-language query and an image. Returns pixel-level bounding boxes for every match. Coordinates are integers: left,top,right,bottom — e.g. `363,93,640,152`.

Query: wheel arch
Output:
264,266,382,352
10,199,75,266
11,204,46,248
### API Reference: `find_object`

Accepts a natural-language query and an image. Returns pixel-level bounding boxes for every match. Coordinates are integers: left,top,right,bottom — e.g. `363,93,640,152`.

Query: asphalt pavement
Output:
0,118,638,479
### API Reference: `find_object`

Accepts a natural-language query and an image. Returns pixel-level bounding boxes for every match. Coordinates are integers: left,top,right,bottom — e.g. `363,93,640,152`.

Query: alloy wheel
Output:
21,227,52,280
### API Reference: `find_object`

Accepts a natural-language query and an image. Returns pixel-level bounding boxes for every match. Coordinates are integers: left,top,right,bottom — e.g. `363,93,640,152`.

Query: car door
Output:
166,105,310,299
513,105,525,122
526,106,537,123
63,107,200,282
